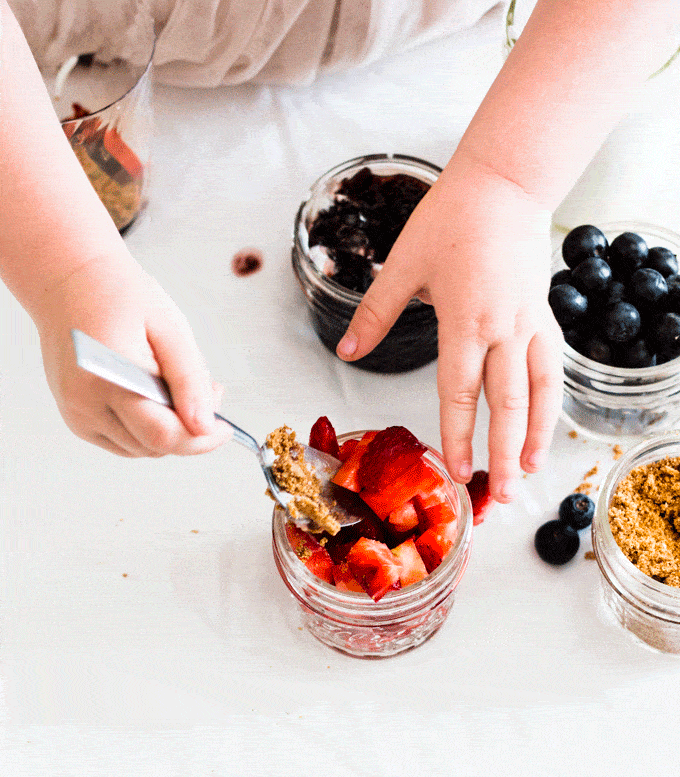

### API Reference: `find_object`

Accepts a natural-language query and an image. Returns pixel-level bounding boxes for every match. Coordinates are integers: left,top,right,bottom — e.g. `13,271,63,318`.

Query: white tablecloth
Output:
3,8,680,775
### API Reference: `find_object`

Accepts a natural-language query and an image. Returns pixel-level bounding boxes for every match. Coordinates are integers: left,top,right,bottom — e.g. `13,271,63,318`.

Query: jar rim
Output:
594,431,680,611
272,430,474,618
292,154,442,306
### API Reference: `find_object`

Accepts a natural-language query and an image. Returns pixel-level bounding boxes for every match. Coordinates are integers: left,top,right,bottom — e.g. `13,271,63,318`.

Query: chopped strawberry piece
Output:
360,457,440,520
467,470,493,526
387,499,420,532
392,538,428,586
308,416,341,459
332,562,365,592
358,426,427,492
103,126,144,179
337,438,359,462
415,527,454,573
346,538,402,602
332,430,378,492
285,524,334,583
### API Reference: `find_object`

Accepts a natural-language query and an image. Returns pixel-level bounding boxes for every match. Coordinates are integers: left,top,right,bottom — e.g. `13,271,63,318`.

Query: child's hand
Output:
337,158,564,503
33,255,232,457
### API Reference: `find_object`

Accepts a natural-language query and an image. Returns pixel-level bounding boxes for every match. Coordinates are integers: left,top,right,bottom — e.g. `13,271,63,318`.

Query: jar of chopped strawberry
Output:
272,420,480,658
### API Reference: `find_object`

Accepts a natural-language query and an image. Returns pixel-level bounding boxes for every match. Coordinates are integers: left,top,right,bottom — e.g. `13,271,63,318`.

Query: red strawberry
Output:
357,426,426,492
332,431,378,492
285,524,334,583
332,562,364,592
467,470,493,526
337,438,359,462
346,538,402,602
391,538,428,586
309,416,341,459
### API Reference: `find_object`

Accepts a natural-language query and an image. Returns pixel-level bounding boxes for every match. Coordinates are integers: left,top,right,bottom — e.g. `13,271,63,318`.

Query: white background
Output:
3,7,680,775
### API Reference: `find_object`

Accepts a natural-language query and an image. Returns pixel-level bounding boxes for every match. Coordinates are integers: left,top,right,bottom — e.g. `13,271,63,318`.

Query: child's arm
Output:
337,0,680,503
0,0,230,456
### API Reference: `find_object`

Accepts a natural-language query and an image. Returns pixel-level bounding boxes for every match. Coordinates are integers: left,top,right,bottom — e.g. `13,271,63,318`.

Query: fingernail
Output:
337,332,358,358
500,480,517,501
458,463,472,480
528,450,545,470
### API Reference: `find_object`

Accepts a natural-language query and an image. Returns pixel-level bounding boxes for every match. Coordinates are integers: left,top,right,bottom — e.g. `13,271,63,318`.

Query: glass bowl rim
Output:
58,38,156,126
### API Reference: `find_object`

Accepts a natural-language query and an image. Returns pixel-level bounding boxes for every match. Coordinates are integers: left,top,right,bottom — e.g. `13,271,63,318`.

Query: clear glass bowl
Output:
593,432,680,652
553,221,680,441
271,431,474,658
292,154,441,373
42,46,155,235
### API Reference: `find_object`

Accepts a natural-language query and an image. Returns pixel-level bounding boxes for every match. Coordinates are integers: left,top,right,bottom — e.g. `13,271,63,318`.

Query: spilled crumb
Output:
612,445,623,460
266,425,341,535
575,481,593,496
122,573,128,577
584,465,598,479
584,551,596,560
568,430,578,439
191,529,199,533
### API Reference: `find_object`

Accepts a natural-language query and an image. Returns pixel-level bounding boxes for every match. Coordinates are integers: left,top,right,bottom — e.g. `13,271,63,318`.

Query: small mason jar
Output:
593,432,680,652
292,154,441,373
42,42,155,235
554,222,680,441
271,431,474,658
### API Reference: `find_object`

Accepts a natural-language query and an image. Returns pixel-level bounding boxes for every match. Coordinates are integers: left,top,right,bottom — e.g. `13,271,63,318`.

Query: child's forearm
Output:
0,0,134,323
452,0,679,209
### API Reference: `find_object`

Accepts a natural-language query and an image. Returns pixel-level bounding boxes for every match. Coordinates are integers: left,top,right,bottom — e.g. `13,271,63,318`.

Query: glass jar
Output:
42,43,155,235
593,432,680,653
292,154,441,373
554,222,680,442
271,431,474,658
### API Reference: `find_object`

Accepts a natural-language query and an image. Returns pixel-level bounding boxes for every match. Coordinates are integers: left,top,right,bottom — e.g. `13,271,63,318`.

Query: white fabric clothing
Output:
8,0,502,86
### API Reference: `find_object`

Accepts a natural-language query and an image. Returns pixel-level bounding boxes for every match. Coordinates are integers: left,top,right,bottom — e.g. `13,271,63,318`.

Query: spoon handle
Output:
71,329,260,455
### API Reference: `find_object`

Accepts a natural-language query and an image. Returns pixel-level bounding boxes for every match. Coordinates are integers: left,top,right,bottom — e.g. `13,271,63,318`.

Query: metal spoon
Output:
70,329,368,531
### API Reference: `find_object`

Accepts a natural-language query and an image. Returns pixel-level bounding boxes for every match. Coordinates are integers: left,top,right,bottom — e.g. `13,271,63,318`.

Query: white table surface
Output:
3,9,680,775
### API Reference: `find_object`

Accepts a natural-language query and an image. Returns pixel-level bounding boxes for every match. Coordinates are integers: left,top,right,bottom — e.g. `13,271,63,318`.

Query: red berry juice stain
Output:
232,248,263,277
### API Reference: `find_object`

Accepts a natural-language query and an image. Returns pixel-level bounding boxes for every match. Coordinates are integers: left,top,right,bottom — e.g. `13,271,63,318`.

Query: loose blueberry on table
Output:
548,224,680,366
286,416,492,601
534,493,595,566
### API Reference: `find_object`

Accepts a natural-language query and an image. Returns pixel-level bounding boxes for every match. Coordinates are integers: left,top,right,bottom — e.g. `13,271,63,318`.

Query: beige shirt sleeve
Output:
8,0,501,87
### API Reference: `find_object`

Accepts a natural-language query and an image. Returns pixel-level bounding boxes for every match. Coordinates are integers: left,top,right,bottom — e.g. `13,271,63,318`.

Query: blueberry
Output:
645,246,678,278
602,301,641,343
551,269,572,288
561,225,608,270
629,267,668,308
534,519,580,565
548,284,588,328
562,328,582,350
665,275,680,313
558,493,595,530
615,338,656,368
653,312,680,362
571,257,612,296
580,336,613,364
603,280,626,305
608,232,649,278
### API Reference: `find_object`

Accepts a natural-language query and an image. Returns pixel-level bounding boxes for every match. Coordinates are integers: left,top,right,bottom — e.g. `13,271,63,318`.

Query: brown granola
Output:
609,456,680,586
265,426,341,535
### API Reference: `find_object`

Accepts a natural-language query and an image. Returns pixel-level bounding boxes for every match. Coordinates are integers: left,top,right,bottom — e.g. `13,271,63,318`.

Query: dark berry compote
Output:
292,155,441,373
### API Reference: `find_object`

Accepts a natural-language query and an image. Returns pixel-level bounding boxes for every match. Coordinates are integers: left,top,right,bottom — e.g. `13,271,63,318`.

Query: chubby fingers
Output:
520,330,563,473
336,253,422,361
484,340,531,503
438,335,486,485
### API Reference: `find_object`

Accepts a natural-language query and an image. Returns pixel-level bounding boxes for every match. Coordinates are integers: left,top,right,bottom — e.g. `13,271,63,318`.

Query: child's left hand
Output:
336,154,564,504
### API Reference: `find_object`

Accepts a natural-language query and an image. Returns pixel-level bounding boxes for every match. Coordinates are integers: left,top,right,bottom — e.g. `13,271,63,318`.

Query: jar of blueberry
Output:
548,221,680,441
292,154,441,373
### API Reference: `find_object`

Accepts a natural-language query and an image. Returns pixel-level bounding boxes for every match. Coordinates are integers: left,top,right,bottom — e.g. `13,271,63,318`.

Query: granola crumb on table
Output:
609,456,680,586
265,425,341,535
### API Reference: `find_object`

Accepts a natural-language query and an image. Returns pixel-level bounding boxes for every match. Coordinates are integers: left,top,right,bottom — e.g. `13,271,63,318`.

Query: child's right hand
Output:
33,254,232,457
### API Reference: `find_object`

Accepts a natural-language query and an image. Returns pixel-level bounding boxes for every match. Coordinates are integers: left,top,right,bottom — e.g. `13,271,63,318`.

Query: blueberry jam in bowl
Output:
550,222,680,442
292,154,441,373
